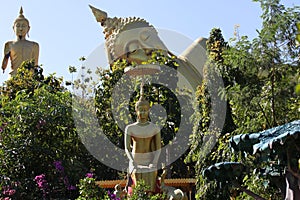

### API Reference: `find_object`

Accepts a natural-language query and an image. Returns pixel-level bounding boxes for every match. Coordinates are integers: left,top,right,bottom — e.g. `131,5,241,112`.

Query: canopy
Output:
203,162,245,182
230,120,300,156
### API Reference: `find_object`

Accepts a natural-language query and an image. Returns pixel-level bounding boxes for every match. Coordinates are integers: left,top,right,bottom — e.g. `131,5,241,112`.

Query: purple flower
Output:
53,161,64,172
53,161,77,191
63,176,70,186
107,190,121,200
67,185,76,190
85,172,93,178
36,119,46,129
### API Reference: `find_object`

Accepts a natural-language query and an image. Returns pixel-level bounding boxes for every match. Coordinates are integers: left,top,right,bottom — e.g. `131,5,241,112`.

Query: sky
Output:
0,0,298,85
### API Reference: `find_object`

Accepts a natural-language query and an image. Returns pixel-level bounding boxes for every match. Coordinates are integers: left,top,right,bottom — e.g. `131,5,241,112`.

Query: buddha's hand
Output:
2,60,7,72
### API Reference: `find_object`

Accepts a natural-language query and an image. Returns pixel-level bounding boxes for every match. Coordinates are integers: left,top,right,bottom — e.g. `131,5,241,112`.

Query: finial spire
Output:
19,6,24,18
15,6,28,24
89,5,107,23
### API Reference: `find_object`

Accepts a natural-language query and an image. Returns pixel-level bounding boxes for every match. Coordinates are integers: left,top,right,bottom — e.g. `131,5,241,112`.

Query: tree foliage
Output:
0,62,107,199
93,51,195,179
189,0,300,199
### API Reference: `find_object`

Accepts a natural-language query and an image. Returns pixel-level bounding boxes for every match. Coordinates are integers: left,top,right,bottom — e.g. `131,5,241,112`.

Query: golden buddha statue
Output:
2,7,39,77
89,5,168,66
124,87,161,192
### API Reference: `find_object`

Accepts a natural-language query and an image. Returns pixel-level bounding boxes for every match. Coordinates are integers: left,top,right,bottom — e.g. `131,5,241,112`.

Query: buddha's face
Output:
136,104,150,123
113,27,168,64
14,19,29,39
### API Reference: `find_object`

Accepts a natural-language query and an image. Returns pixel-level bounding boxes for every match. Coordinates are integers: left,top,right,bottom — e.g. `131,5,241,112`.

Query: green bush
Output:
0,61,105,199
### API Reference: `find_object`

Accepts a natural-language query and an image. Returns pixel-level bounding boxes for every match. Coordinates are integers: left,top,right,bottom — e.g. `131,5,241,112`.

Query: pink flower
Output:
8,190,15,196
2,186,16,196
85,172,93,178
34,174,48,189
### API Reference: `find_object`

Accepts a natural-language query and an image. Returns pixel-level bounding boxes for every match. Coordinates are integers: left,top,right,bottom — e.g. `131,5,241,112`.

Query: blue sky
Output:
0,0,298,84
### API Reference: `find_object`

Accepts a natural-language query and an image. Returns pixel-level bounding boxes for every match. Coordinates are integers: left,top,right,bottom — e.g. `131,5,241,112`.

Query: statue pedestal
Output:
96,178,196,200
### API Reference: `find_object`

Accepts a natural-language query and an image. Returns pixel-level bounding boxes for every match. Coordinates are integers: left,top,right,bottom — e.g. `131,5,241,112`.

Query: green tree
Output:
187,28,236,200
189,0,300,199
224,0,300,132
92,51,195,180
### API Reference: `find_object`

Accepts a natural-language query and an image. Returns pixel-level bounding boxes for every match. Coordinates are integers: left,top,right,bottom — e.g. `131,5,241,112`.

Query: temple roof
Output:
230,120,300,156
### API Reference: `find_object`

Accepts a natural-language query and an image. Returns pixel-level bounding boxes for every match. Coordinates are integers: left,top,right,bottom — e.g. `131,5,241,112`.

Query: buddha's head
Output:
90,6,168,65
135,83,150,124
13,7,30,39
135,95,150,123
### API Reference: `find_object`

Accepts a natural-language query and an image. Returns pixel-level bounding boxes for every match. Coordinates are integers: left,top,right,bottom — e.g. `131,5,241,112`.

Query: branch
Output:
232,181,267,200
286,168,300,180
258,103,271,128
270,55,277,126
